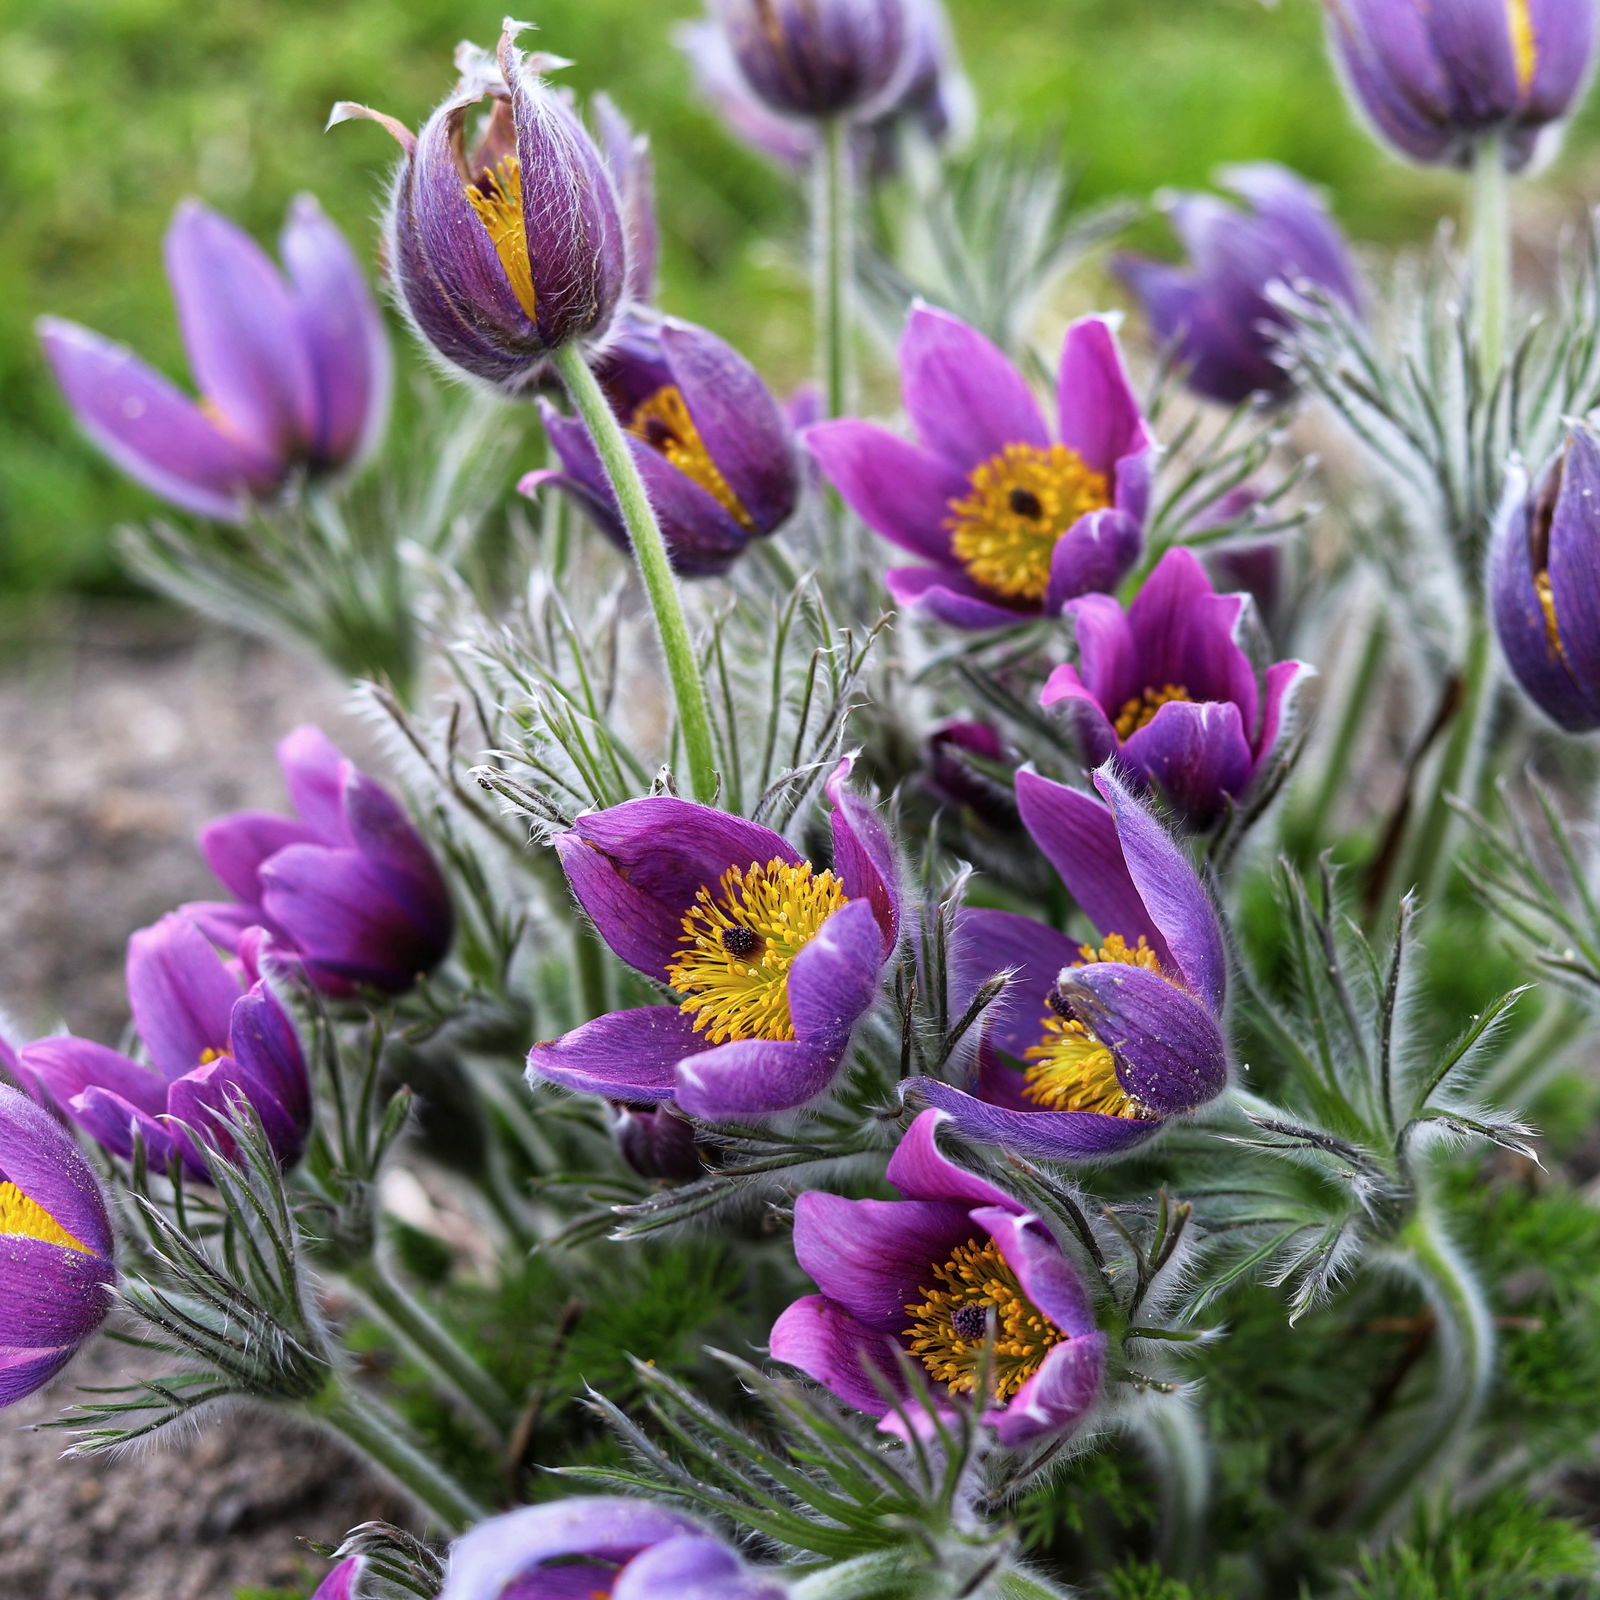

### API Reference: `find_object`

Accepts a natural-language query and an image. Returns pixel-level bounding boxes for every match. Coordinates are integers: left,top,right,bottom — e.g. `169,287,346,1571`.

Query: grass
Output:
7,0,1600,596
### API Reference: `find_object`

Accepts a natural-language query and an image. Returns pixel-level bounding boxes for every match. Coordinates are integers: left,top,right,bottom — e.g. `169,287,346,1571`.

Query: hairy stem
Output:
552,341,717,804
1470,132,1511,383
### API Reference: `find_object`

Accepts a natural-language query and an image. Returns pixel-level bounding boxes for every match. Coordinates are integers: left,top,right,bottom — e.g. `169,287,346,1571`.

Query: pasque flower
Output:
1490,425,1600,731
438,1497,783,1600
1039,547,1311,829
16,915,311,1180
1323,0,1598,170
807,307,1153,628
770,1110,1105,1445
184,725,453,996
527,760,899,1119
593,94,659,303
0,1084,117,1407
705,0,914,122
333,23,627,391
905,768,1230,1162
38,196,389,523
521,312,800,576
1116,164,1362,407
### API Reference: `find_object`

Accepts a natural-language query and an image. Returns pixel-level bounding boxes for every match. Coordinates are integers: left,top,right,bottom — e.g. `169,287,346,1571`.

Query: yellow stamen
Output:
666,859,848,1044
945,444,1112,603
0,1181,91,1254
1509,0,1537,94
198,1047,224,1066
1535,569,1568,662
464,156,539,321
1020,935,1161,1117
629,386,754,529
1113,683,1193,741
904,1237,1065,1400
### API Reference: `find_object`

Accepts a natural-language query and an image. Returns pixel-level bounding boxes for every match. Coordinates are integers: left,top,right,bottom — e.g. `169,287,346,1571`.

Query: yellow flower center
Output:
465,156,539,321
628,386,754,529
666,858,849,1044
1535,569,1569,663
904,1236,1065,1401
0,1181,91,1254
945,443,1111,604
1021,935,1162,1118
1113,683,1193,740
1509,0,1537,94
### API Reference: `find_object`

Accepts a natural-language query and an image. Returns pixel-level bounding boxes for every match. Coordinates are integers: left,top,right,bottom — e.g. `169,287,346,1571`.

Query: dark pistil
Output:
721,926,761,959
1008,487,1044,519
951,1303,989,1342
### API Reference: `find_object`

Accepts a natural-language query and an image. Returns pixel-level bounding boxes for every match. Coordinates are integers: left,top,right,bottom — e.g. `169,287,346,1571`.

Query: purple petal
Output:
980,1207,1096,1337
786,900,888,1049
1547,427,1600,715
900,305,1049,473
37,317,282,522
309,1559,362,1600
126,914,243,1081
885,1107,1021,1212
593,93,659,302
0,1236,113,1349
826,759,901,946
70,1086,177,1168
340,772,453,946
166,1057,300,1171
1118,699,1255,828
948,909,1094,1062
18,1037,167,1124
768,1293,908,1415
527,1007,709,1102
994,1332,1106,1448
276,725,349,841
1048,590,1138,711
1043,508,1143,612
673,1037,843,1118
1525,0,1600,123
228,987,311,1135
884,566,1036,630
0,1085,114,1260
199,810,320,906
611,1536,769,1600
1055,316,1151,481
0,1347,76,1409
179,900,264,955
1124,548,1257,720
804,421,965,561
906,1077,1163,1162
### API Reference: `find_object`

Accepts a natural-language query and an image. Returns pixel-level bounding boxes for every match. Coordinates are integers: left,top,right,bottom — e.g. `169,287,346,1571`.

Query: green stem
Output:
346,1259,517,1439
1470,132,1511,384
815,116,853,422
312,1377,488,1532
1299,604,1388,849
552,341,718,804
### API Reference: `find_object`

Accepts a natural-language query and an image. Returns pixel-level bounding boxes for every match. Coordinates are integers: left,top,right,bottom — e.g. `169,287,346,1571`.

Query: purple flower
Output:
1039,547,1311,829
904,768,1230,1163
806,307,1153,629
705,0,914,123
923,720,1019,833
1323,0,1598,170
310,1559,364,1600
1115,164,1362,407
612,1103,704,1182
184,726,453,997
521,312,799,576
16,915,310,1181
0,1084,117,1408
38,196,389,524
332,24,627,392
770,1110,1105,1446
438,1496,783,1600
527,760,900,1120
1490,425,1600,732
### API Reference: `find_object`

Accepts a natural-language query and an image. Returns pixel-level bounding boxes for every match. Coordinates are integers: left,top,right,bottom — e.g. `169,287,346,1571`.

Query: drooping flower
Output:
16,915,311,1180
1490,425,1600,732
38,196,389,523
703,0,915,123
521,312,799,576
332,24,627,392
904,767,1230,1162
437,1497,784,1600
184,725,453,996
527,760,899,1119
1039,548,1311,830
806,307,1153,629
1322,0,1598,171
1115,164,1362,407
0,1084,117,1407
770,1109,1105,1445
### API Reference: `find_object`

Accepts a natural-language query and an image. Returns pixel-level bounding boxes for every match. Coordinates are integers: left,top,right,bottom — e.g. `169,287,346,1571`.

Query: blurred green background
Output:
6,0,1600,598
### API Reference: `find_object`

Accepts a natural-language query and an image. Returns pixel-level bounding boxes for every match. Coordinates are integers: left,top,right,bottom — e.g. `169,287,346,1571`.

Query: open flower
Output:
904,768,1230,1162
1116,164,1362,407
0,1084,117,1407
1323,0,1598,170
770,1110,1105,1446
521,312,799,576
806,307,1153,629
438,1497,783,1600
333,24,627,391
527,761,899,1119
16,915,311,1180
1491,425,1600,732
185,726,453,996
38,196,389,523
1039,547,1311,829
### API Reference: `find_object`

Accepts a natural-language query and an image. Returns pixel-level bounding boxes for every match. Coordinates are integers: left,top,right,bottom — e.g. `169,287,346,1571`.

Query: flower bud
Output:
333,23,627,391
611,1102,704,1182
1323,0,1598,170
1490,425,1600,731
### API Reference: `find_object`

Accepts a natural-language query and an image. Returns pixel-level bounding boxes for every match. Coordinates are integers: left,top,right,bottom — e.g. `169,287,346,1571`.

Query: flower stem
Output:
1299,602,1388,849
815,115,853,422
552,341,718,804
345,1258,518,1439
312,1376,489,1532
1470,133,1511,383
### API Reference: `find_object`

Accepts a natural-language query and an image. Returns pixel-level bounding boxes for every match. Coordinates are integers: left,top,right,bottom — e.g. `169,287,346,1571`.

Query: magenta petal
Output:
981,1208,1096,1337
1043,508,1143,612
907,1077,1163,1162
885,1108,1022,1211
1119,699,1255,828
276,725,349,841
993,1332,1107,1447
673,1037,843,1118
200,811,320,904
0,1086,114,1259
899,305,1049,472
769,1293,908,1415
0,1236,113,1349
179,901,262,954
1055,590,1138,709
1055,316,1151,480
804,421,966,561
1256,658,1314,776
71,1086,177,1167
228,988,311,1133
884,566,1035,630
0,1346,76,1408
125,915,242,1081
826,760,901,944
308,1559,362,1600
528,1007,708,1102
167,1058,297,1170
787,900,888,1048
